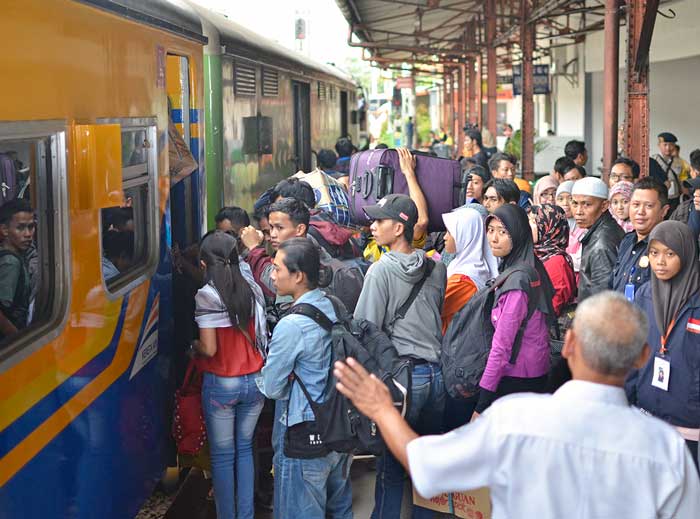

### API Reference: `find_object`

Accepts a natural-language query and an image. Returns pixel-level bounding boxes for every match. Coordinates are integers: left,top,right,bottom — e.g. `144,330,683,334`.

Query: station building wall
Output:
583,0,700,174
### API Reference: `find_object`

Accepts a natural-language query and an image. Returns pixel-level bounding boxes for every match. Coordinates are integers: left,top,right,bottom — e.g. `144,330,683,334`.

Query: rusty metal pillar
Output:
625,0,659,178
520,0,535,180
602,0,620,182
442,73,449,131
486,0,498,137
476,54,483,129
458,63,466,156
468,59,477,125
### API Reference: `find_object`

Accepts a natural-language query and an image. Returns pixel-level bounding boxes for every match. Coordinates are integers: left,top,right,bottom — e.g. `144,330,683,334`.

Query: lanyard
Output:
659,317,677,356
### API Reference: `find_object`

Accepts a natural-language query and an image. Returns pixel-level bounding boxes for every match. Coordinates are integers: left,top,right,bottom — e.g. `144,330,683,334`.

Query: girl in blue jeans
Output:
194,231,269,519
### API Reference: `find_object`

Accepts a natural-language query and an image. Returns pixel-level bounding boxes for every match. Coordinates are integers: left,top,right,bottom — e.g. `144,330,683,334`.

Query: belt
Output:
639,408,700,442
401,356,429,366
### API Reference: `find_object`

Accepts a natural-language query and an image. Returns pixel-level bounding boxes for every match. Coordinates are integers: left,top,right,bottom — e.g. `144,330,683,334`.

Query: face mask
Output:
441,251,456,267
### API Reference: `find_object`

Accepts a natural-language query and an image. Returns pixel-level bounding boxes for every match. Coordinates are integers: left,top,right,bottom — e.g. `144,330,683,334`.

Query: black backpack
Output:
441,268,535,399
286,295,413,456
320,256,365,315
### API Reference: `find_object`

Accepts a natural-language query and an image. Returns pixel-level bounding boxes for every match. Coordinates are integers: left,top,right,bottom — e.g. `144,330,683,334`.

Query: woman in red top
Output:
529,204,576,316
194,231,267,519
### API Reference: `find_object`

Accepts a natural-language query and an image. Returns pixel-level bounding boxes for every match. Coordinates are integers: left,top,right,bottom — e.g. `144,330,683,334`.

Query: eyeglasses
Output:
610,173,633,182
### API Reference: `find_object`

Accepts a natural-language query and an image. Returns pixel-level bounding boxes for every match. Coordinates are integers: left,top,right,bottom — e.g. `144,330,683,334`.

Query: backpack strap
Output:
287,303,335,331
0,249,27,308
388,259,435,331
492,267,538,365
508,297,536,364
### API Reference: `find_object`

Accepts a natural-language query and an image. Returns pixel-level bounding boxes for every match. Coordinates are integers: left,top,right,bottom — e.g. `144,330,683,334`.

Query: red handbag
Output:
172,359,207,455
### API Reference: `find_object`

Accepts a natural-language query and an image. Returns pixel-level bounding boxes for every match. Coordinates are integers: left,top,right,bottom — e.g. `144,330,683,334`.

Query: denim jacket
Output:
259,289,336,427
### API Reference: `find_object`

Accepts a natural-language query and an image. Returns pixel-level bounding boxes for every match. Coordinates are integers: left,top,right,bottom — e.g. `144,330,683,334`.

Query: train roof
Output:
75,0,207,44
191,4,356,88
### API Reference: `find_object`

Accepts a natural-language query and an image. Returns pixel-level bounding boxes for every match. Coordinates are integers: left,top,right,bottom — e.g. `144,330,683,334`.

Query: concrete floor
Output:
142,457,445,519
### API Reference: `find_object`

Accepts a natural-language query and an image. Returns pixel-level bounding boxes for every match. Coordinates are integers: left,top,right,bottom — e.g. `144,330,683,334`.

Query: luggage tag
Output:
651,356,670,391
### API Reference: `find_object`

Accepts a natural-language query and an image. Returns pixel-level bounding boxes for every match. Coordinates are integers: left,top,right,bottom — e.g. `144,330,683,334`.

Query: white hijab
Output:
442,207,498,289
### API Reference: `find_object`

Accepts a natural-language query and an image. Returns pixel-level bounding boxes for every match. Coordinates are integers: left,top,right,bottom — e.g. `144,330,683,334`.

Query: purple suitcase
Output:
348,149,466,232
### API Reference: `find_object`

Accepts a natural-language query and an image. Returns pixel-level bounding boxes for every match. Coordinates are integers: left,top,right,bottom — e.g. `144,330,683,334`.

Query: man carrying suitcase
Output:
354,193,447,519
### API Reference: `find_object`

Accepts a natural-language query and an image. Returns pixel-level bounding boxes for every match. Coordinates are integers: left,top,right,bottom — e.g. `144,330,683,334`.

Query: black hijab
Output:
486,204,555,318
649,221,700,333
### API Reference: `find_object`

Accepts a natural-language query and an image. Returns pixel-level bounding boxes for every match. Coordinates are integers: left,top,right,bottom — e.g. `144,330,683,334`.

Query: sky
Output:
190,0,363,68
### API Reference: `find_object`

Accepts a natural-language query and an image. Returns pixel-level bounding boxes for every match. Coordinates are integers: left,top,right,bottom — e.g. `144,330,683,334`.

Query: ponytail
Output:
199,231,253,327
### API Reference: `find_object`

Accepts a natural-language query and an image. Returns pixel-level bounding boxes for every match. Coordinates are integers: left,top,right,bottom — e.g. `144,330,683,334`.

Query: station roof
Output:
334,1,642,74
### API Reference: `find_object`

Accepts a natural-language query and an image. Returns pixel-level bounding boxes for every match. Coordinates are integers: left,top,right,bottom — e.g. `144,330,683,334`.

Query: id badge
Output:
624,283,635,302
651,356,670,391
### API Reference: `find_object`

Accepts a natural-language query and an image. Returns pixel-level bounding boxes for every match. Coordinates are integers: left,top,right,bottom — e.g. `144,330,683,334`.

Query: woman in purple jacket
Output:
474,204,555,416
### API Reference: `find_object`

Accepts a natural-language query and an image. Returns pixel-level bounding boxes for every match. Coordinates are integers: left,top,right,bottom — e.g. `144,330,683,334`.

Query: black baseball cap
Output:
364,194,418,227
683,177,700,192
658,132,678,144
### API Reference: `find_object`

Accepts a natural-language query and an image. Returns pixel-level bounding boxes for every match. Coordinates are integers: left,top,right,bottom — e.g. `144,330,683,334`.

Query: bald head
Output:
573,291,648,376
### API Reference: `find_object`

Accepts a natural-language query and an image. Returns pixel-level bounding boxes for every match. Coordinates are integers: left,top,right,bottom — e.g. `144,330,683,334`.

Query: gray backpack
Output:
441,268,535,399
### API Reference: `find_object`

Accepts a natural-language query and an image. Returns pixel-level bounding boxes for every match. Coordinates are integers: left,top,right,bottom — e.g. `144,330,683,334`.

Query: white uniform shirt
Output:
407,380,700,519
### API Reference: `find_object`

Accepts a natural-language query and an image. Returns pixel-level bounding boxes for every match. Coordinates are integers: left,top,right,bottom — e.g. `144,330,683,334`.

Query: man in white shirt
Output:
334,291,700,518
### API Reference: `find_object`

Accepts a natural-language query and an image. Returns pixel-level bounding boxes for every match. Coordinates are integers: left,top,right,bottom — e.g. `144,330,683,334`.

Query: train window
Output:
98,119,158,295
330,85,336,101
317,81,327,101
262,68,279,97
0,121,69,360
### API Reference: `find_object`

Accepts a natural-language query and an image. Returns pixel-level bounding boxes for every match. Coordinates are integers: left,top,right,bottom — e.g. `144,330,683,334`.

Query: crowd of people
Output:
175,132,700,518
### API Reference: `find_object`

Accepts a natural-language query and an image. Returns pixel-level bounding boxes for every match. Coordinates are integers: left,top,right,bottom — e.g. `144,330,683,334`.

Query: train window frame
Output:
95,117,159,299
0,120,71,369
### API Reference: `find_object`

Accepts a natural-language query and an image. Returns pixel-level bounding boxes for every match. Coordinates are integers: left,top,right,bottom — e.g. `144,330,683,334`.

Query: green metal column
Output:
203,53,223,230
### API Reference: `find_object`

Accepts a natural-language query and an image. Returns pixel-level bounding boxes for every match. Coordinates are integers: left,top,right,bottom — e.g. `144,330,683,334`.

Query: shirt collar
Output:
553,380,629,407
293,288,325,306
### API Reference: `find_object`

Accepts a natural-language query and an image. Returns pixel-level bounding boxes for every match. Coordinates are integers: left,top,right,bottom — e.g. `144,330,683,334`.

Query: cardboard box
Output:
452,488,492,519
412,486,491,519
412,487,452,514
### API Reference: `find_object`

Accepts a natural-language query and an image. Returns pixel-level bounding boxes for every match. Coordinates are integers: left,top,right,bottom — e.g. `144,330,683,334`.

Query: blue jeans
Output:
372,363,446,519
202,371,265,519
276,448,353,519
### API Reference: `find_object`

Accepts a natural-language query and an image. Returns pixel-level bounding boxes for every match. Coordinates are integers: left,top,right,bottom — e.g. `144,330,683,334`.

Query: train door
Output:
167,54,201,249
340,90,349,138
292,81,311,172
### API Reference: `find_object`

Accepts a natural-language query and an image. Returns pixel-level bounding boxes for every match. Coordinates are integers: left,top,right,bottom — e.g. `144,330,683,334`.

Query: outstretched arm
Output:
398,148,429,241
334,358,418,471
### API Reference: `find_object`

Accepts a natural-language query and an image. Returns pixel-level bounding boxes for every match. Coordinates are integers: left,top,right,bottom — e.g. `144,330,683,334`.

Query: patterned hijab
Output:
532,204,572,266
608,180,634,232
533,175,559,206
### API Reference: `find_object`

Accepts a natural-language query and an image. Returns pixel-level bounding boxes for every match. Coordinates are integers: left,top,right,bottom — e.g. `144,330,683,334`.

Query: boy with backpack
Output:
354,194,447,519
259,238,352,519
240,197,364,314
0,199,34,343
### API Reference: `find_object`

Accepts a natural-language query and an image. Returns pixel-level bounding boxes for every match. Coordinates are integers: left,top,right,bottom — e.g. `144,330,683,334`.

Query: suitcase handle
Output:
360,169,373,199
375,165,394,200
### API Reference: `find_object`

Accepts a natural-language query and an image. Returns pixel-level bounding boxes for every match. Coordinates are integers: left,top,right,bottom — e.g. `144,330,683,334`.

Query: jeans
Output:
373,362,446,519
202,371,265,519
276,449,353,519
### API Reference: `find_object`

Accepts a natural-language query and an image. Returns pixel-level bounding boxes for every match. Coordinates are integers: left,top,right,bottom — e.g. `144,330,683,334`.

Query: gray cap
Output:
556,180,575,197
571,176,608,199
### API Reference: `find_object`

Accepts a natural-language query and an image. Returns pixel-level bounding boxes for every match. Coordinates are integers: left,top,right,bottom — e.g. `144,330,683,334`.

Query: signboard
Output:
395,77,414,89
512,64,550,95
